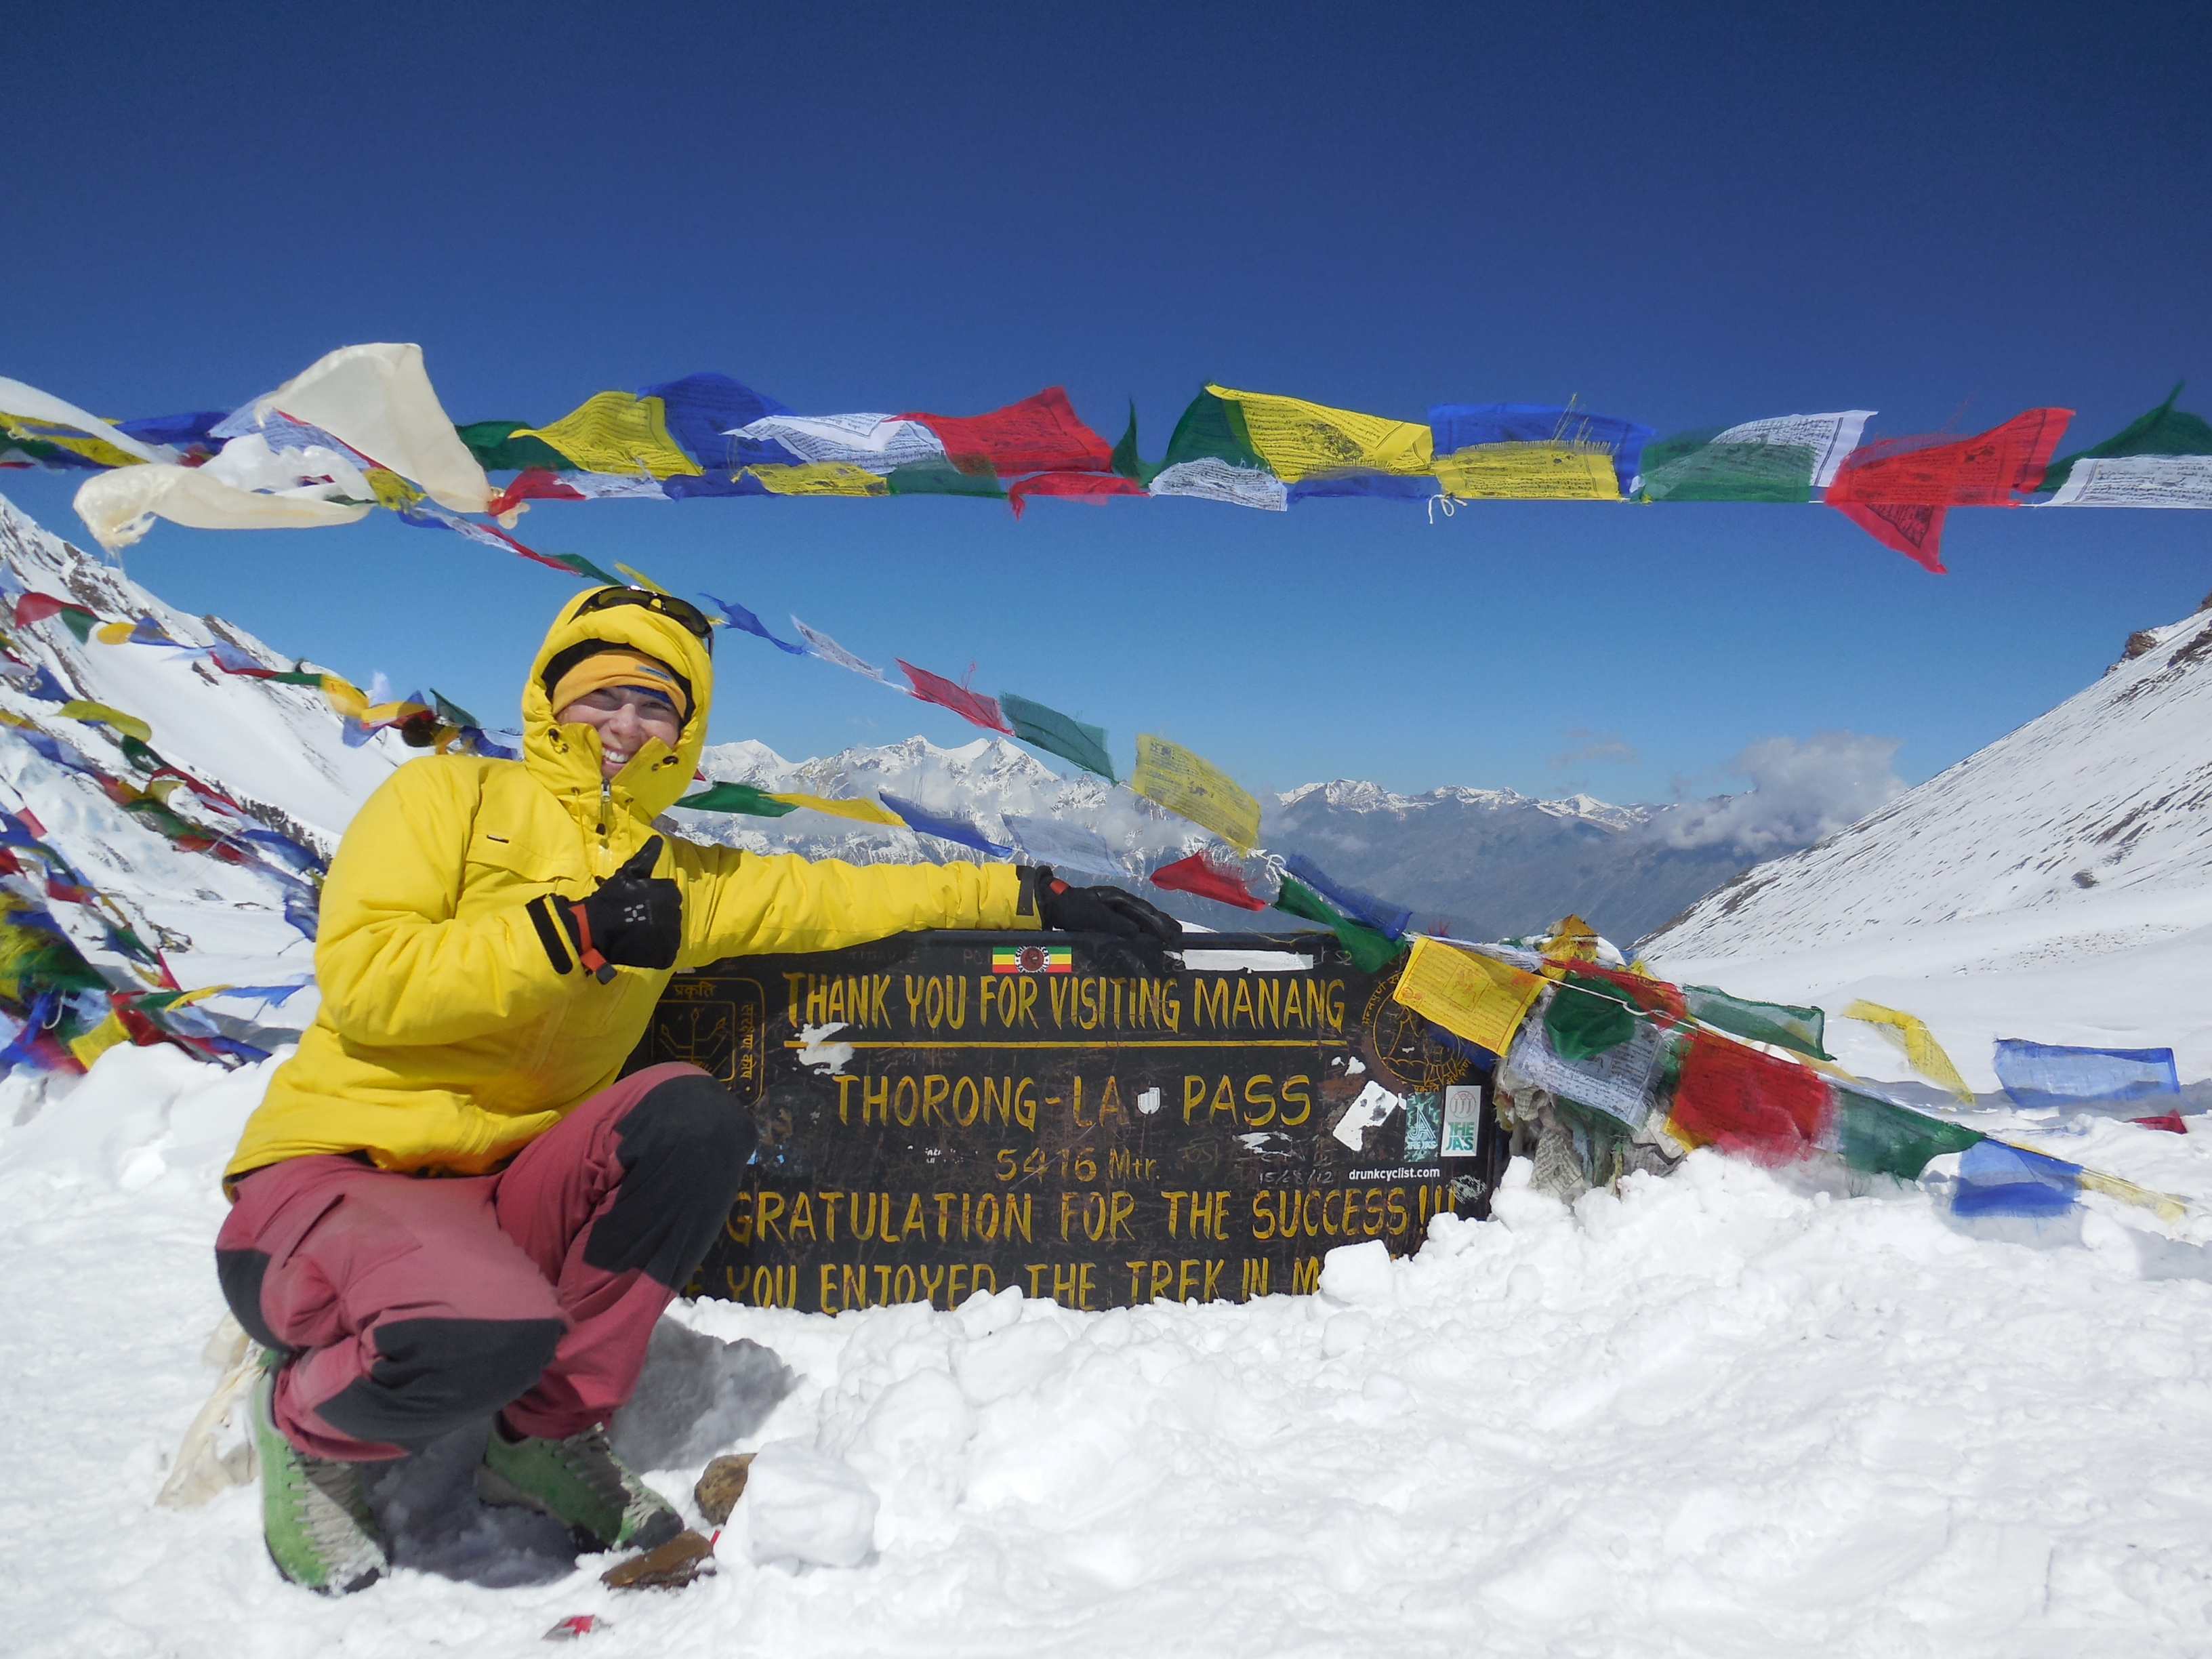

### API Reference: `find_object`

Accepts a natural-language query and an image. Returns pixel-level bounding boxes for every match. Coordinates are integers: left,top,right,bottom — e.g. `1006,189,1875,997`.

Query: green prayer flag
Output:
548,552,626,585
54,607,98,644
430,689,480,730
998,693,1115,781
266,669,325,686
1637,426,1818,502
885,460,1006,498
1161,390,1269,472
1109,402,1150,482
455,420,575,473
1837,1090,1983,1180
1545,970,1639,1059
675,781,799,817
1272,877,1407,974
119,735,164,774
2037,382,2212,492
1683,985,1832,1060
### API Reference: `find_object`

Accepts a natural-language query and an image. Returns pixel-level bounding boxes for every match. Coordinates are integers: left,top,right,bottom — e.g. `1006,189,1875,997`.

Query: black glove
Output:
564,836,681,980
1027,865,1182,945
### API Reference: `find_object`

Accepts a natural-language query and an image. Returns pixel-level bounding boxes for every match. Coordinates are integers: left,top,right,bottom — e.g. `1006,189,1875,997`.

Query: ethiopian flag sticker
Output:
992,944,1072,975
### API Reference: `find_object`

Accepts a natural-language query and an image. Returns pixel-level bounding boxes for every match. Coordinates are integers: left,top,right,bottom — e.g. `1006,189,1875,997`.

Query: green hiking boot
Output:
475,1423,682,1553
250,1353,387,1595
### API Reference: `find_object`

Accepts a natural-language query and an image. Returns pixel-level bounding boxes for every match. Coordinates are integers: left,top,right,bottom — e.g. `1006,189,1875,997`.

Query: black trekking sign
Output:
626,930,1500,1313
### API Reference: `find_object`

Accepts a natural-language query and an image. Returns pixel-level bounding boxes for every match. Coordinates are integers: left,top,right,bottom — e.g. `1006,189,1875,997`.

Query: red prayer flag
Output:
486,467,590,516
896,659,1012,734
1149,852,1267,910
1824,409,2072,571
898,388,1115,478
2131,1112,2188,1134
1006,472,1147,518
14,592,93,629
1669,1029,1832,1165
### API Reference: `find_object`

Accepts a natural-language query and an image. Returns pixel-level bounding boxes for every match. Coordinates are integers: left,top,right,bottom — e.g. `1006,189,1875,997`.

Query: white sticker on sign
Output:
1441,1084,1484,1157
1332,1080,1404,1152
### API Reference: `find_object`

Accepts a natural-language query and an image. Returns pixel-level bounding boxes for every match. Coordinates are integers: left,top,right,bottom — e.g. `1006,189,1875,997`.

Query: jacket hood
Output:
520,588,713,827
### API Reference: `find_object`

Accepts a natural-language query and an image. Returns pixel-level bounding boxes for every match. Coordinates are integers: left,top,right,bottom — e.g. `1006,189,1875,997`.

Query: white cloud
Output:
1655,731,1904,856
1549,726,1640,770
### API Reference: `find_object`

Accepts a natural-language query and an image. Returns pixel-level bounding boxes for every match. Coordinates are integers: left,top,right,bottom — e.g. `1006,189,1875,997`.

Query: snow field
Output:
9,1043,2212,1656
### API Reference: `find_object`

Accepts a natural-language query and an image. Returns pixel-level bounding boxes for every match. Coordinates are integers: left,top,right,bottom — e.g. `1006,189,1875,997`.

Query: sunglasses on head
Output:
574,587,715,654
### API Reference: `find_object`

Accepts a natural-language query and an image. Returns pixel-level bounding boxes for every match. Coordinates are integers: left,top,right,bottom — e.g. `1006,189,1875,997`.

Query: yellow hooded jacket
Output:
226,590,1035,1182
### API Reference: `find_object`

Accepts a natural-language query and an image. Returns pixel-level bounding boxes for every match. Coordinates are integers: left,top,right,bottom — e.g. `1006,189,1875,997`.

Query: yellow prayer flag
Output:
1205,384,1433,481
1433,441,1621,500
1544,914,1600,961
94,620,136,645
1392,937,1547,1055
319,676,368,721
2076,1166,2189,1225
68,1012,131,1070
1130,734,1261,852
512,392,701,480
743,462,888,497
1842,1000,1974,1105
58,700,152,742
613,562,668,593
365,468,422,512
1,414,147,472
766,792,905,826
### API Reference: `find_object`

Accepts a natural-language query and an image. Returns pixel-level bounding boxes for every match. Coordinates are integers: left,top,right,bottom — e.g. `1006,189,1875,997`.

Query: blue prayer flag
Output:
636,373,792,472
1280,853,1413,940
1954,1140,2081,1218
1992,1038,2181,1110
878,792,1010,858
699,594,807,655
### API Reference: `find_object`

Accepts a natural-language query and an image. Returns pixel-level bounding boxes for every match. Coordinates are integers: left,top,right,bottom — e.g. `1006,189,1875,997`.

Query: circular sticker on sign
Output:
1018,945,1047,973
1361,968,1473,1092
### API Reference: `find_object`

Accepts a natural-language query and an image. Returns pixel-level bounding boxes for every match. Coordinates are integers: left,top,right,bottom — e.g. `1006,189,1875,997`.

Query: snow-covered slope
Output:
1647,600,2212,1088
0,491,411,1029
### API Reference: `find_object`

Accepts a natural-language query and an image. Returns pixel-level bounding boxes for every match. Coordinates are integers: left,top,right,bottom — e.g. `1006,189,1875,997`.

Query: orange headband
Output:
548,649,691,722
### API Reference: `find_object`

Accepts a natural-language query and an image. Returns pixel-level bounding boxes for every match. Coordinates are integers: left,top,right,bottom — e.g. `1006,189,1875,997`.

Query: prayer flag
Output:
1842,1000,1974,1103
1825,409,2072,571
897,661,1012,734
1509,996,1664,1127
743,462,888,496
1430,404,1654,494
250,343,491,512
1636,412,1873,502
1271,878,1402,972
58,701,151,742
878,792,1011,857
14,594,101,640
886,461,1006,498
1990,1038,2180,1111
1149,852,1267,910
2043,455,2212,508
998,693,1114,781
1279,854,1411,940
1205,384,1434,481
1007,472,1147,515
512,392,702,479
700,594,806,655
791,618,890,684
1002,814,1126,878
637,373,790,473
455,421,574,473
1954,1140,2079,1218
0,375,171,464
1683,985,1832,1061
731,413,944,474
1543,970,1638,1060
1151,392,1286,508
1432,443,1619,500
1667,1030,1832,1165
898,388,1115,477
673,781,798,817
2036,383,2212,496
769,792,904,826
1131,733,1260,852
1836,1089,1982,1181
1392,936,1547,1055
72,463,370,550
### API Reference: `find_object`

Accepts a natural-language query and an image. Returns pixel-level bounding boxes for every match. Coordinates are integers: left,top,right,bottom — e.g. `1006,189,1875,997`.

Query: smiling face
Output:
555,685,684,779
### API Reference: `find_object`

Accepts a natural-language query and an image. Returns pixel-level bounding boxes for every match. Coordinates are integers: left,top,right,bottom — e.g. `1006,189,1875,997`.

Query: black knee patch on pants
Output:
216,1247,283,1352
583,1073,751,1287
315,1316,565,1448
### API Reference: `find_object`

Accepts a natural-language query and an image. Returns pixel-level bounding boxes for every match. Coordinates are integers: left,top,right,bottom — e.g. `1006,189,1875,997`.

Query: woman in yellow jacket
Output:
215,586,1176,1593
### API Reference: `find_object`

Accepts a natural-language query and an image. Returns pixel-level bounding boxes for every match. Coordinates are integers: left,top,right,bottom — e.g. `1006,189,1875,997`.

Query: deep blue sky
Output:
5,2,2209,804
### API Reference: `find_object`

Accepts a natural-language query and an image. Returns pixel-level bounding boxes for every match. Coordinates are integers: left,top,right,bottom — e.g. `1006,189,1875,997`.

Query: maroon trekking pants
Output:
214,1063,750,1462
